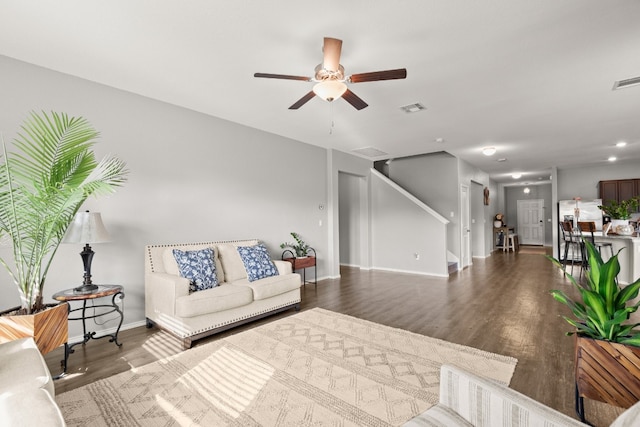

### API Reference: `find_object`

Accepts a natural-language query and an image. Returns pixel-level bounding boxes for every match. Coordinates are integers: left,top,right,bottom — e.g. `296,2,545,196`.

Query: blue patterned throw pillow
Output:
172,248,218,293
236,244,279,282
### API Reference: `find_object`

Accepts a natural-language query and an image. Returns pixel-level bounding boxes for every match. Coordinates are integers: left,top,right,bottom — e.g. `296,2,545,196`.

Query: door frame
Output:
460,184,471,268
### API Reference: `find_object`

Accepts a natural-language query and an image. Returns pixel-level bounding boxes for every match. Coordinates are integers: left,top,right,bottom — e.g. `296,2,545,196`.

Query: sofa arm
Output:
145,272,190,318
435,364,586,426
273,260,292,275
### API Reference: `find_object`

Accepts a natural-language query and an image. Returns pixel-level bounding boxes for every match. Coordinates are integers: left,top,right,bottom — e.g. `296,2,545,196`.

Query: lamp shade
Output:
313,80,347,102
63,211,111,244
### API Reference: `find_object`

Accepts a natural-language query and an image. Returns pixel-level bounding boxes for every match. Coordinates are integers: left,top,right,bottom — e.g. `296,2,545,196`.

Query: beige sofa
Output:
0,337,66,426
145,239,301,349
403,364,640,426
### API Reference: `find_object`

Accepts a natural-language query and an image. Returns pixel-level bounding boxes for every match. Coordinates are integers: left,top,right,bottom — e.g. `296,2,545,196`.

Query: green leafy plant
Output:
0,111,128,314
280,232,310,258
598,197,639,220
547,240,640,346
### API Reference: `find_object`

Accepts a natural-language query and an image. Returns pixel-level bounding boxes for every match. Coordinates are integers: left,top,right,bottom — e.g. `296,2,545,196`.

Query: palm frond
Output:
0,111,127,313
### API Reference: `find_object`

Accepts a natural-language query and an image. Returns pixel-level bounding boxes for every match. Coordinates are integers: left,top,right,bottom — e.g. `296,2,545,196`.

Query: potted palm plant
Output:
547,241,640,421
0,111,128,353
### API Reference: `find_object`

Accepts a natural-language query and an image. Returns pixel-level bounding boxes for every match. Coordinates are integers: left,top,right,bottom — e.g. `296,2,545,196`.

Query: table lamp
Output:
63,211,111,294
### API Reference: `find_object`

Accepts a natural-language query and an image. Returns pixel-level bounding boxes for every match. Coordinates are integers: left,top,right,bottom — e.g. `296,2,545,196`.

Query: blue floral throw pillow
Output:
237,244,279,282
172,248,219,293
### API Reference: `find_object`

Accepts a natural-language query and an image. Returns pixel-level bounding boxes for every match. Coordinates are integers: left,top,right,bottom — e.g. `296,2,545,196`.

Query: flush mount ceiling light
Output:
512,173,522,179
616,141,627,147
608,156,617,162
482,146,497,156
313,80,348,102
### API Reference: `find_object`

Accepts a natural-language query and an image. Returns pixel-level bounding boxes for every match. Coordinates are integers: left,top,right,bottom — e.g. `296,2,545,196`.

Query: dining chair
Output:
577,221,614,261
559,221,582,276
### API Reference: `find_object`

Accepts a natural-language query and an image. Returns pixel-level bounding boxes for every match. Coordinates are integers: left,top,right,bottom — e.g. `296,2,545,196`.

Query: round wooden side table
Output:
52,284,125,373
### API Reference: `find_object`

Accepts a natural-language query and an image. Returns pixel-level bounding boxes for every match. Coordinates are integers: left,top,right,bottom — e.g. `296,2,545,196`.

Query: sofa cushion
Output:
233,273,301,301
173,248,218,292
217,240,259,282
0,388,65,427
163,245,225,284
175,284,253,318
0,338,54,396
611,399,640,427
237,244,279,282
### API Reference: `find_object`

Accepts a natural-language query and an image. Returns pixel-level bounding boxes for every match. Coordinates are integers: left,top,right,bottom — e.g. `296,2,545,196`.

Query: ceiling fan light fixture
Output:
313,80,347,102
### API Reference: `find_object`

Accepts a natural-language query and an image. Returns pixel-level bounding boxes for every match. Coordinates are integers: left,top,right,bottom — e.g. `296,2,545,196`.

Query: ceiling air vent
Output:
612,76,640,90
351,147,389,158
399,103,426,113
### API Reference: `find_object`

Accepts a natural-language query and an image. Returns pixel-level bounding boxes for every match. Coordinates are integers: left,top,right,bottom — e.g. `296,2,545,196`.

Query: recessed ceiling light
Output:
608,156,617,162
497,158,507,162
511,173,522,179
482,146,496,156
616,141,627,147
435,137,445,143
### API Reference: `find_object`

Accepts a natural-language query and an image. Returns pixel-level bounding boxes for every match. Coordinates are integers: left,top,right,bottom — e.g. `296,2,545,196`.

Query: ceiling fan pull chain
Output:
329,102,335,135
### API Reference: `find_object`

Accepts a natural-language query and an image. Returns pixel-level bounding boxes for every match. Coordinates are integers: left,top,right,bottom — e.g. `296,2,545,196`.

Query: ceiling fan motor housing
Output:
314,64,345,82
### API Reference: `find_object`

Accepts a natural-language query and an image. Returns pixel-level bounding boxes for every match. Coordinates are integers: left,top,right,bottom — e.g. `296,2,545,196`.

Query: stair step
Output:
448,262,458,274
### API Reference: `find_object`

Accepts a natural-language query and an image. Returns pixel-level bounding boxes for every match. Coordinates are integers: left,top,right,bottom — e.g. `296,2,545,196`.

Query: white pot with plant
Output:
599,197,639,234
280,232,311,258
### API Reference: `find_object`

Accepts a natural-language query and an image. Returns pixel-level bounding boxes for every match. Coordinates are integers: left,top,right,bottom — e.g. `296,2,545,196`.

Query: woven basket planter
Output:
575,334,640,409
0,302,68,355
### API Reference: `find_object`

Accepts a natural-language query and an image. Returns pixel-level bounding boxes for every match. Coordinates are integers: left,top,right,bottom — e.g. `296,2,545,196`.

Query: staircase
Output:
448,261,458,274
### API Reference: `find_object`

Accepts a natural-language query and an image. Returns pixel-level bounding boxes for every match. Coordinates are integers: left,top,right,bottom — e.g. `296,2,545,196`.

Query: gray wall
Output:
387,152,459,255
557,161,640,201
370,172,448,276
0,55,329,338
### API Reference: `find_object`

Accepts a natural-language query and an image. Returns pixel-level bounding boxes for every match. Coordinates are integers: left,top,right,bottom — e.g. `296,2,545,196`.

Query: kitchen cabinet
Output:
599,179,640,209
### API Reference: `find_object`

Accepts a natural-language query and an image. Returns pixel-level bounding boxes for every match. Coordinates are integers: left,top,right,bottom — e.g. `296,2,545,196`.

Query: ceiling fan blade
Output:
289,91,316,110
342,89,368,110
349,68,407,83
322,37,342,72
254,73,311,81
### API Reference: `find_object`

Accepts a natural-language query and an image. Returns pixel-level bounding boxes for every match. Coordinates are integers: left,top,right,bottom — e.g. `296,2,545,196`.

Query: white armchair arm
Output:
404,364,586,426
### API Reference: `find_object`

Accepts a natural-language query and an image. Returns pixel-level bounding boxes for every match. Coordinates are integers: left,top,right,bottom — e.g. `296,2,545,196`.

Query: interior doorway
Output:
338,172,369,267
517,199,545,245
460,184,471,268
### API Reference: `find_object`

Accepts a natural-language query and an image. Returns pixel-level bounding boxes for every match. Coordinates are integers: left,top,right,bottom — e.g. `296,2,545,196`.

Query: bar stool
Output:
503,230,519,252
560,221,581,276
577,221,614,260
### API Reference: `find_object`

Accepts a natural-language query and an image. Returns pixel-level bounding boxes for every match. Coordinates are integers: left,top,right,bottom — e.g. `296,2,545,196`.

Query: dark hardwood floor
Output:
46,247,626,426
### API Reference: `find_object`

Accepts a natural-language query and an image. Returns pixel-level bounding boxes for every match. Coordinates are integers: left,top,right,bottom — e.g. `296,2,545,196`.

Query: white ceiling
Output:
1,0,639,185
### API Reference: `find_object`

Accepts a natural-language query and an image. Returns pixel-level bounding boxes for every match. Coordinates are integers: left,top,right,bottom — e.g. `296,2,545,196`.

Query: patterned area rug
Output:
57,308,517,426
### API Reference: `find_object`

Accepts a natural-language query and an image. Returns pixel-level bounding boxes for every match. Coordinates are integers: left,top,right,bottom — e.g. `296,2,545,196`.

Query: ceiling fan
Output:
254,37,407,110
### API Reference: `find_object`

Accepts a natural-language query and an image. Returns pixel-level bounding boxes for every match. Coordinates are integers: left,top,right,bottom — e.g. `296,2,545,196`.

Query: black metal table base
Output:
59,290,124,375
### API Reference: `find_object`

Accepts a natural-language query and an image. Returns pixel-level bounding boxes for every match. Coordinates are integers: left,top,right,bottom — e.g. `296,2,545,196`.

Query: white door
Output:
461,185,471,267
517,199,544,245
